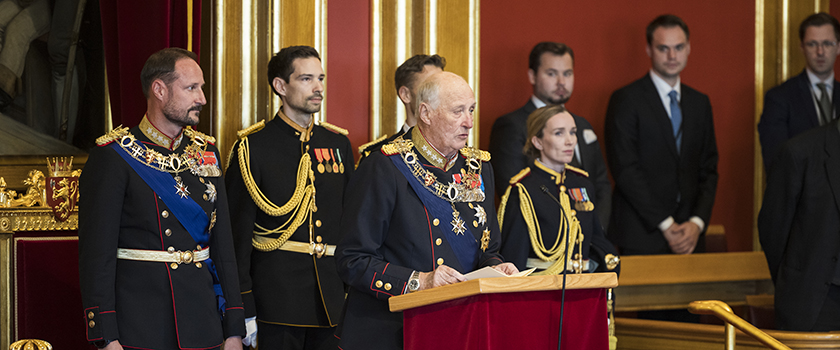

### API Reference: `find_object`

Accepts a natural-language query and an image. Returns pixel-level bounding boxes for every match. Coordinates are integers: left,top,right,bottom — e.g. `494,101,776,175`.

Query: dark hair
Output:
394,54,446,93
267,46,321,95
646,14,690,45
140,47,198,99
523,104,569,161
799,12,840,41
528,42,575,72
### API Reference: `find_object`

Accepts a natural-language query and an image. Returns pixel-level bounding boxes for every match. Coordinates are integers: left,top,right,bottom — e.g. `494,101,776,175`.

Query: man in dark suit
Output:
357,54,445,165
605,14,718,256
759,120,840,331
79,48,244,350
490,42,612,229
758,12,840,172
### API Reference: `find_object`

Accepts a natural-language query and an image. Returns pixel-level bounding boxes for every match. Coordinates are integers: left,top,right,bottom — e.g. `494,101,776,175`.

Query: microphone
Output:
540,184,571,350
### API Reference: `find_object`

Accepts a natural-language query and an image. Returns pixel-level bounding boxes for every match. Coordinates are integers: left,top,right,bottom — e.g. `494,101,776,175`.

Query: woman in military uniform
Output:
498,104,619,275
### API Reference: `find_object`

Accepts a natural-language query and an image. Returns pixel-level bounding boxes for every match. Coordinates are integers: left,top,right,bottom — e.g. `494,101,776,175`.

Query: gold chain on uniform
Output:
237,136,316,251
108,127,210,175
389,139,486,203
498,182,584,276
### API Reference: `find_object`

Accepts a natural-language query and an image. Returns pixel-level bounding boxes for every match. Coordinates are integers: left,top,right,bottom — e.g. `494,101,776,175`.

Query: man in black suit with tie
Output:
489,42,612,229
605,14,718,257
759,13,840,172
759,120,840,331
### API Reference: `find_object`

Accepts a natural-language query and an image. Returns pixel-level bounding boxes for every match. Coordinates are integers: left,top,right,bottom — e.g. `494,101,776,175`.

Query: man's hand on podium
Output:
419,264,466,290
492,263,519,275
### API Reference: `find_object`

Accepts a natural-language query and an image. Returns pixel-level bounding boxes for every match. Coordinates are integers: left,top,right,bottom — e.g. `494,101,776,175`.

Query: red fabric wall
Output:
480,1,756,251
326,0,371,162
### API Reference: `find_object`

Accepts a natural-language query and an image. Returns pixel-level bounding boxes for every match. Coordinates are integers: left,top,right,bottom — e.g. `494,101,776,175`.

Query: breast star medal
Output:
471,203,487,227
174,175,190,199
200,178,217,203
480,228,491,252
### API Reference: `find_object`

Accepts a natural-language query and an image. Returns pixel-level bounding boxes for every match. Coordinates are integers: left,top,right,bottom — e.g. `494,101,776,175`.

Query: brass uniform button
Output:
197,245,202,250
375,280,383,288
316,236,323,243
315,220,322,227
196,262,203,268
473,221,478,228
435,238,442,246
88,320,95,328
167,246,175,253
469,203,474,209
433,218,439,226
437,258,444,266
384,283,392,291
170,263,179,270
165,229,172,236
88,312,94,319
570,210,576,216
560,186,566,192
161,210,169,218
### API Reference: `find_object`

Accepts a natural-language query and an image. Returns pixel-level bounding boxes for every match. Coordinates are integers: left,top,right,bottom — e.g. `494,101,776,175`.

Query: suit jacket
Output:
489,100,612,229
758,70,840,172
225,117,354,326
79,126,245,349
604,74,718,255
758,120,840,331
498,161,618,274
335,128,505,350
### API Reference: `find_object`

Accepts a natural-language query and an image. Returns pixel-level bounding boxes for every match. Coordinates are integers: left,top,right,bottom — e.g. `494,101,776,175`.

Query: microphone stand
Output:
541,185,572,350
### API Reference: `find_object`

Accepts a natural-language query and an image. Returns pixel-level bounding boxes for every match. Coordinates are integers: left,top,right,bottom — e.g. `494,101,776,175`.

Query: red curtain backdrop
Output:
480,1,755,251
100,0,201,129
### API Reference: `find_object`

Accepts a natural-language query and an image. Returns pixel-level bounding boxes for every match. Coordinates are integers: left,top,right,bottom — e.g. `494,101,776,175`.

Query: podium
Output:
389,272,618,350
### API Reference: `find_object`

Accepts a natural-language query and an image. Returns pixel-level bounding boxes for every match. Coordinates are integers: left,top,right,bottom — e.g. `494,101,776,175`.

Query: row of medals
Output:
314,148,344,174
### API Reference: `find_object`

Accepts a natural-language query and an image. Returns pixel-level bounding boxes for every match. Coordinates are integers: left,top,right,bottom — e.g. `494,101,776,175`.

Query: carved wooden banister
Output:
689,300,790,350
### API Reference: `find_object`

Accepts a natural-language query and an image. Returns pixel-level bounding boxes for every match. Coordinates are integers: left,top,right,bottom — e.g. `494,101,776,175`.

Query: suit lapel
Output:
642,75,679,157
833,78,840,121
825,122,840,215
796,71,822,128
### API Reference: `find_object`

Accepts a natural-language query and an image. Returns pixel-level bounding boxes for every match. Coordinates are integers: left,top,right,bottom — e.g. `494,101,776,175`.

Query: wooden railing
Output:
688,300,790,350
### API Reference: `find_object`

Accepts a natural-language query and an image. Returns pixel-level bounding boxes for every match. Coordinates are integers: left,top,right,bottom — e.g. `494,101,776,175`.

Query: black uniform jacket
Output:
357,128,407,167
758,121,840,331
758,70,840,172
605,74,718,255
79,125,245,349
225,116,353,327
335,128,505,350
499,160,618,274
489,100,612,229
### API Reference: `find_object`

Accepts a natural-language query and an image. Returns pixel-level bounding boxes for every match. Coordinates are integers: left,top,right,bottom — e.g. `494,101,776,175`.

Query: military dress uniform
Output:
356,127,407,167
498,160,619,275
224,111,353,346
335,127,505,350
79,117,245,349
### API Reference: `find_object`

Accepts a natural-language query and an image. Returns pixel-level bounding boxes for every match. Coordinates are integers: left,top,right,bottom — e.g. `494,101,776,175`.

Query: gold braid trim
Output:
237,137,316,251
565,164,589,178
238,120,266,139
319,121,349,135
459,146,491,162
185,126,216,144
96,125,129,145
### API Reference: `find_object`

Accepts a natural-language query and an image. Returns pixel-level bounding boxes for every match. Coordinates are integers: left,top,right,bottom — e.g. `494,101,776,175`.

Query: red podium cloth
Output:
403,288,607,350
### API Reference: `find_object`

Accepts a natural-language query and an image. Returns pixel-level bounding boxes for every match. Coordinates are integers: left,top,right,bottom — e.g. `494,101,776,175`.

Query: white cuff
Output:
658,216,675,232
689,216,705,232
243,317,257,347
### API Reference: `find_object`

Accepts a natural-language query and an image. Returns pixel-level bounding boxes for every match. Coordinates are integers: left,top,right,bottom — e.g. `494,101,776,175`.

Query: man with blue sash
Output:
79,48,244,350
335,72,518,350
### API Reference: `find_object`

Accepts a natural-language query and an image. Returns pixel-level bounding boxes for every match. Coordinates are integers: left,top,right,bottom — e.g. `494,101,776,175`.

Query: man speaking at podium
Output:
335,72,518,349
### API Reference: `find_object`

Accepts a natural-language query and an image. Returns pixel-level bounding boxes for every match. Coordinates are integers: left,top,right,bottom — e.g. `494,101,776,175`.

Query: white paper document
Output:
463,266,536,280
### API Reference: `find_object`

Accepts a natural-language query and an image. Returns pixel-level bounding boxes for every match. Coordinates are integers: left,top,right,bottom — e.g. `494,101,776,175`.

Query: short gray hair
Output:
415,77,441,115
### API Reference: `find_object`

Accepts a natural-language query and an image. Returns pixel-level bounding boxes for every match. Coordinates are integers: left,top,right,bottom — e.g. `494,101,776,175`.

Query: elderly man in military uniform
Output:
225,45,353,349
335,72,518,350
79,48,244,350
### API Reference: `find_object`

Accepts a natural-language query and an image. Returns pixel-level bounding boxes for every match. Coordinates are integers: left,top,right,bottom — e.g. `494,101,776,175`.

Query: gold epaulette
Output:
381,139,413,155
237,120,266,139
565,164,589,177
357,134,389,154
459,147,491,162
185,126,216,144
319,121,349,136
509,168,531,184
95,125,129,146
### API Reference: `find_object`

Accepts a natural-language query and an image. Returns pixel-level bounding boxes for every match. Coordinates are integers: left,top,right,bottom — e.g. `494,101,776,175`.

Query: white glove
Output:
242,317,257,347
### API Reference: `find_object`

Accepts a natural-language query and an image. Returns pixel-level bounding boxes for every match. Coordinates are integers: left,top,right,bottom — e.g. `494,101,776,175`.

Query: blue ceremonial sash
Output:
111,143,227,316
389,154,478,271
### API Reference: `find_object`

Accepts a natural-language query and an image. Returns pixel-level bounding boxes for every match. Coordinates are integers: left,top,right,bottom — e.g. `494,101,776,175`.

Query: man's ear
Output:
645,44,652,58
418,102,433,125
527,69,537,86
273,77,287,97
398,86,412,105
152,79,168,102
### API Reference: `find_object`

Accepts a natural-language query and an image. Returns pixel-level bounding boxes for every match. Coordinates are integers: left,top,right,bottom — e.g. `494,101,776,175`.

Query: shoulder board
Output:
357,134,389,154
319,121,349,136
184,127,216,145
565,165,589,177
95,125,130,146
459,147,491,162
509,168,531,184
237,120,266,139
381,139,413,156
